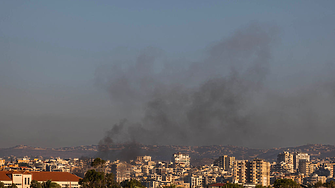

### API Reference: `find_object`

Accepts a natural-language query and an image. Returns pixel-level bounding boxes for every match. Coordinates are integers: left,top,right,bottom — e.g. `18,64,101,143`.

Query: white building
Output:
293,152,310,171
0,171,80,188
172,152,190,167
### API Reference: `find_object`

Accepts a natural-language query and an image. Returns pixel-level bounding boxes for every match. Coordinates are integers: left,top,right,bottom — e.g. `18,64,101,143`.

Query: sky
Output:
1,1,335,149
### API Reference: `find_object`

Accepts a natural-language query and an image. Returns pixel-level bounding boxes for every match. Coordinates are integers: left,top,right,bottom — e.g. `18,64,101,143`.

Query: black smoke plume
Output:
96,22,335,161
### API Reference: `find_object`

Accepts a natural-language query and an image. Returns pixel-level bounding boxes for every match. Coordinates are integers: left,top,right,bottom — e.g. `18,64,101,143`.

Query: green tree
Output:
225,183,244,188
0,182,5,188
314,181,323,188
30,180,42,188
161,185,177,188
120,179,144,188
161,185,184,188
7,184,18,188
41,180,61,188
103,173,120,188
273,179,300,188
91,158,106,168
323,181,335,188
79,169,120,188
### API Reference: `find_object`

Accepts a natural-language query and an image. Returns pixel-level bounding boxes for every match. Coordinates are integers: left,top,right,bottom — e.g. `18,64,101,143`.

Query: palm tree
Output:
41,180,61,188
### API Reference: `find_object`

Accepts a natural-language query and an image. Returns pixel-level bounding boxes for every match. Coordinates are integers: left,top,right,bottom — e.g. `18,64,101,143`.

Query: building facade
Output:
233,159,270,186
111,162,131,182
214,155,235,171
172,153,190,168
293,152,310,171
0,171,80,188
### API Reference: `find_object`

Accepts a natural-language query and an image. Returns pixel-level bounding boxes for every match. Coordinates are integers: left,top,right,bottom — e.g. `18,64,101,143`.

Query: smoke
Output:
96,22,335,159
97,120,143,161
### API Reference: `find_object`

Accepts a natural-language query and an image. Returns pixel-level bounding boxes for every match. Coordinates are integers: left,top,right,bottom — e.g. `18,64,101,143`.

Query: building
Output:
275,161,294,174
247,159,270,186
293,152,310,171
0,158,5,166
172,153,190,168
136,156,152,162
111,162,131,182
233,160,247,184
233,159,270,186
277,152,293,164
0,171,31,188
298,159,310,176
0,171,80,188
275,151,294,173
31,172,80,188
214,155,235,171
185,175,202,188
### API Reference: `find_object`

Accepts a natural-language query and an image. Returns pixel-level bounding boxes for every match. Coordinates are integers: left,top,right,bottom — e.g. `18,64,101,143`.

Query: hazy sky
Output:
1,1,335,148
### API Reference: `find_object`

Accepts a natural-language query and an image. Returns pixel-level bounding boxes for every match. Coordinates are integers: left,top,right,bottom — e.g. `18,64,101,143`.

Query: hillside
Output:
1,144,335,166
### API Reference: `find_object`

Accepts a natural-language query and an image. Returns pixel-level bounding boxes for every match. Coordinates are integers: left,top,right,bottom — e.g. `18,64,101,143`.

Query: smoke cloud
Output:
96,22,335,159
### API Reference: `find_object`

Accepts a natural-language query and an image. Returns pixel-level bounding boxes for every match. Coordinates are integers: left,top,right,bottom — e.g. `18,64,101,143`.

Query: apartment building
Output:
214,155,235,171
233,160,247,184
111,162,131,182
277,152,293,164
233,159,270,186
293,152,310,171
298,159,311,176
172,153,190,168
247,159,270,186
136,156,152,163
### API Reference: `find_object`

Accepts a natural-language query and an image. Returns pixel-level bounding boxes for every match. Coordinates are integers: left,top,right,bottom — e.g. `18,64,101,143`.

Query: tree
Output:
255,185,271,188
79,169,120,188
225,183,244,188
30,180,42,188
0,182,5,188
120,179,144,188
314,181,323,188
7,184,18,188
273,179,300,188
161,185,176,188
313,181,335,188
91,158,106,168
103,173,120,188
41,180,61,188
161,185,184,188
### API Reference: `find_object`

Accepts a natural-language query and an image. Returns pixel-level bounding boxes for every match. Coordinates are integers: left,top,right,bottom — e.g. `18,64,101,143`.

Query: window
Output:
28,178,30,185
25,178,27,185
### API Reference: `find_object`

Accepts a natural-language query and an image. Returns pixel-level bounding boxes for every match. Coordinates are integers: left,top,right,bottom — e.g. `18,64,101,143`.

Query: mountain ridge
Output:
1,144,335,166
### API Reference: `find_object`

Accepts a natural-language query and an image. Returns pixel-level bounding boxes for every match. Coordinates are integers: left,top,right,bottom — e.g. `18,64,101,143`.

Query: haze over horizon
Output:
1,1,335,149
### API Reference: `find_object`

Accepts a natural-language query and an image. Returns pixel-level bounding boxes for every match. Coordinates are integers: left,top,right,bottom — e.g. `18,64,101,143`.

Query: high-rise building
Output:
277,151,293,164
172,152,190,167
276,151,294,173
111,162,131,182
233,159,270,186
293,152,310,171
298,159,311,176
214,155,235,171
247,159,270,186
233,160,248,184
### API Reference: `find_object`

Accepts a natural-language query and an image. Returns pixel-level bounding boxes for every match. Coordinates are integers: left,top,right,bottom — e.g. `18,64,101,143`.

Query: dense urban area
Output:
2,145,335,188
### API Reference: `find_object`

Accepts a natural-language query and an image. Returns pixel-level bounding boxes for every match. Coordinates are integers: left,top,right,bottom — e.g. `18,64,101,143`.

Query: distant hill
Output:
0,145,97,159
1,144,335,166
